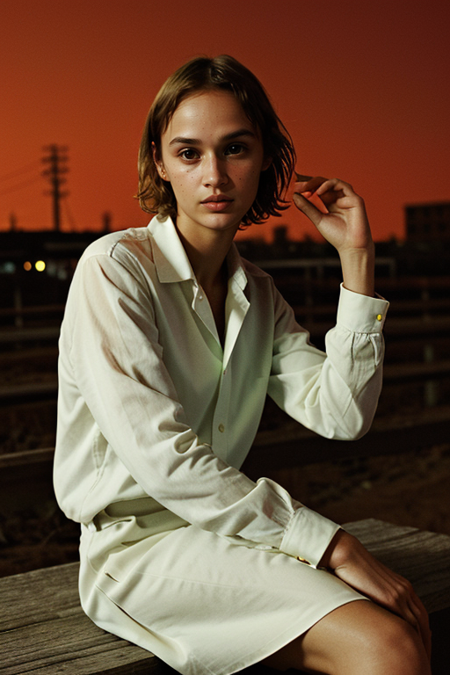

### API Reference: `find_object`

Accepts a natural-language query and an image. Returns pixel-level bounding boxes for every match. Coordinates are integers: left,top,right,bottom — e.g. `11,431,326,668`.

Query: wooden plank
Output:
0,563,79,631
1,615,160,675
0,520,449,674
0,565,162,675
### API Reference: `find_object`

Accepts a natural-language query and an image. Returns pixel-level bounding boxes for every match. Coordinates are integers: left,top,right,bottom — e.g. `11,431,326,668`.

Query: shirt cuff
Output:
337,283,389,333
280,506,341,568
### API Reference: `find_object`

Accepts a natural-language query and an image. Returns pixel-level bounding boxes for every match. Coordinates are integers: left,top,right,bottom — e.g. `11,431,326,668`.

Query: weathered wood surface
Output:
0,563,167,674
1,519,450,674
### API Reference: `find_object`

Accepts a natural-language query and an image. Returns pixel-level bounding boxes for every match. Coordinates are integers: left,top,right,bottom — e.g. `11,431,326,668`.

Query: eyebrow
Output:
168,128,257,146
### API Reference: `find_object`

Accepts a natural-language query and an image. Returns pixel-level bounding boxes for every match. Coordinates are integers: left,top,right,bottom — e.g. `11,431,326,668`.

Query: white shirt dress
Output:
54,215,389,675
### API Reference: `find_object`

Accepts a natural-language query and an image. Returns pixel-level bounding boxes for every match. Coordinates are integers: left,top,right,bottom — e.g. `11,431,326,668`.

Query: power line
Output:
0,174,42,196
0,160,41,183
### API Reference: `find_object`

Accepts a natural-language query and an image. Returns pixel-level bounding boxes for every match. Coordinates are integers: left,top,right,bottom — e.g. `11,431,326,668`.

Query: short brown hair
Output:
136,55,296,227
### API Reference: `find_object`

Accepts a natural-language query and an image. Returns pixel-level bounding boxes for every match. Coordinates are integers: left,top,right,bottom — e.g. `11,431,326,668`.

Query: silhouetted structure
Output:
42,145,69,232
406,202,450,243
3,198,450,310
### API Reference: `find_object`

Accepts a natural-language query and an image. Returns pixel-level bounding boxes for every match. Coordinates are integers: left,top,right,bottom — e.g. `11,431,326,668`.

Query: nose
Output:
203,154,228,187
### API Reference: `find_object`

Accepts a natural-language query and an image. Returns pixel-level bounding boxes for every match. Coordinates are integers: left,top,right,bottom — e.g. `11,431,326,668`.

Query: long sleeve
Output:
55,221,388,568
268,282,388,440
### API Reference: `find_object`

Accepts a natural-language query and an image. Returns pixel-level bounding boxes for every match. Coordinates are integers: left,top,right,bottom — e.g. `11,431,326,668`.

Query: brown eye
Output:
225,144,245,156
180,148,198,160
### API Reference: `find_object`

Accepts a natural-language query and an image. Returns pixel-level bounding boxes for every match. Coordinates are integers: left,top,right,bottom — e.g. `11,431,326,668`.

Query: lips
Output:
201,195,233,204
201,195,233,212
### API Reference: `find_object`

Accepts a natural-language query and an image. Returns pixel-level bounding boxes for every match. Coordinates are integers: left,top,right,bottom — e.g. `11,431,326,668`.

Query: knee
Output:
363,615,430,674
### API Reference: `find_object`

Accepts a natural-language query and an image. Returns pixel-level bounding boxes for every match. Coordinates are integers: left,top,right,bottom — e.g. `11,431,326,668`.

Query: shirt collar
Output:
226,240,248,291
149,215,195,283
148,214,248,290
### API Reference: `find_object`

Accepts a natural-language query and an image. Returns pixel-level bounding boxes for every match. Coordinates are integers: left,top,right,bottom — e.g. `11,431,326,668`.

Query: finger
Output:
395,600,430,661
408,594,432,659
316,178,353,195
318,188,346,209
295,172,313,182
316,179,364,213
294,175,329,194
316,179,350,203
292,191,324,227
417,611,432,661
405,602,431,661
385,581,431,660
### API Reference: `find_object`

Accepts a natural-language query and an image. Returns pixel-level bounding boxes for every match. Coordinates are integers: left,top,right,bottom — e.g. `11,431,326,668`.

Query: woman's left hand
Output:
320,529,432,660
293,175,375,296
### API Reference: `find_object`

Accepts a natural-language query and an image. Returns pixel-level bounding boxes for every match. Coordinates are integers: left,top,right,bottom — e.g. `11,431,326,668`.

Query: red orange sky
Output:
1,0,449,242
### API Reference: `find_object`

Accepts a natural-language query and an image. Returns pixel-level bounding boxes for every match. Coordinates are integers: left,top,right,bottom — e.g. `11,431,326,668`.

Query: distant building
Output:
0,230,101,309
405,202,450,242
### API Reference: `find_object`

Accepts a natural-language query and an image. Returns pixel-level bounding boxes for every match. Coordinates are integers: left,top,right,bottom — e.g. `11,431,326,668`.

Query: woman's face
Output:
154,89,270,243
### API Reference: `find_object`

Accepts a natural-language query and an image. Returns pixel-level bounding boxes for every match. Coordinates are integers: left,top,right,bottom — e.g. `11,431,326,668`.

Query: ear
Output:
261,155,272,172
152,142,169,181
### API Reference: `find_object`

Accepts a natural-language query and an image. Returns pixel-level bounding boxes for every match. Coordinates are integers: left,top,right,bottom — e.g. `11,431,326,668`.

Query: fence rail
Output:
1,360,450,405
1,405,449,515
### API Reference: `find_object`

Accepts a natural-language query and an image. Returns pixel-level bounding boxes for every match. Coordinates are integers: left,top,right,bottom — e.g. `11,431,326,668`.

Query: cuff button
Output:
297,556,311,565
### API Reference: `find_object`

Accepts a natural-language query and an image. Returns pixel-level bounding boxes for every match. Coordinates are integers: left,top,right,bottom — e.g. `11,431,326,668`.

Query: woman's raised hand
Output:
293,175,375,296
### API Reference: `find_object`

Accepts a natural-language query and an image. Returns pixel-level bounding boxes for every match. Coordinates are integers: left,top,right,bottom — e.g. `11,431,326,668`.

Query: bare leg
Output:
262,600,431,675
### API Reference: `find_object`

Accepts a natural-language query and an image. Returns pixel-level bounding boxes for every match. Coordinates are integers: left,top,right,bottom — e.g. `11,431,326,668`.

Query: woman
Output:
54,55,431,674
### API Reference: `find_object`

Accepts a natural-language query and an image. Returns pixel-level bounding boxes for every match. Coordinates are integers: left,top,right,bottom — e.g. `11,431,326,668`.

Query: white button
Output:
218,424,225,433
198,294,203,301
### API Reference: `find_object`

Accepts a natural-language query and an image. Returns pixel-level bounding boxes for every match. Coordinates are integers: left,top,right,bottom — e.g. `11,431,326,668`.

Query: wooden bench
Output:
1,519,450,675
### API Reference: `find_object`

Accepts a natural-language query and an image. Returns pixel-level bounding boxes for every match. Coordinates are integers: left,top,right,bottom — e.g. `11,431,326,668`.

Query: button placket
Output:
212,364,232,459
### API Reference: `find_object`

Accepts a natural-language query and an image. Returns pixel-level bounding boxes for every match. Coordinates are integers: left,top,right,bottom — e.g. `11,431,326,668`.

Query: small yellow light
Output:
23,261,32,271
35,260,46,272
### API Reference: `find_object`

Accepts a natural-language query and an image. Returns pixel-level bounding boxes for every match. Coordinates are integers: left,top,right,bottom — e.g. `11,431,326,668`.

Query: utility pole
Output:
42,144,69,231
9,212,17,231
102,211,112,233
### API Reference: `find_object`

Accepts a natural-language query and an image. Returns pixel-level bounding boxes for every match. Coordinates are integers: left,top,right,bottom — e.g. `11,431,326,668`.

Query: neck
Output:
175,225,236,291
